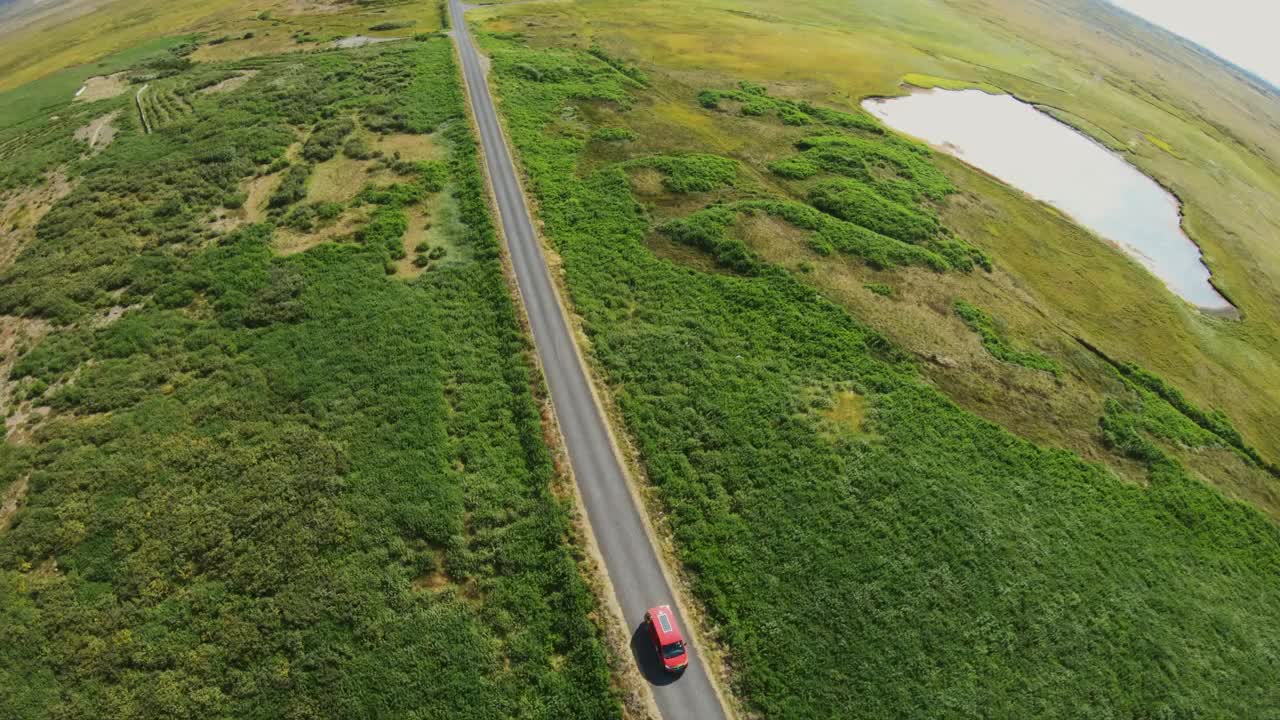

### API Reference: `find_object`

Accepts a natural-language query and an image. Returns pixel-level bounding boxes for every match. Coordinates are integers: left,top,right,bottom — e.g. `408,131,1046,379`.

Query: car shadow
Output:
630,622,680,686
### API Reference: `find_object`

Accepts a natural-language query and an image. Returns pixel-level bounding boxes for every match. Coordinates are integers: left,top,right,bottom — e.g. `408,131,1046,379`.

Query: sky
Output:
1107,0,1280,87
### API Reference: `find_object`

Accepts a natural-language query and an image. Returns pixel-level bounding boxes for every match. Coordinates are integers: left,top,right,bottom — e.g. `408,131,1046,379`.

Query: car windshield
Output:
662,642,685,659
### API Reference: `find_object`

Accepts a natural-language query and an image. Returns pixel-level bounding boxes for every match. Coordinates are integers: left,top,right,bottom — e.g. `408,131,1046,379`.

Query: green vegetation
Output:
661,201,950,272
591,126,636,142
699,81,882,132
478,31,1280,717
622,153,737,192
0,38,615,719
954,301,1061,374
369,21,416,32
901,72,1002,94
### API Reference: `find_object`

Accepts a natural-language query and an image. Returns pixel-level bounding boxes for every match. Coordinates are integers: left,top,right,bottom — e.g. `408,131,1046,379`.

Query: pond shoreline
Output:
863,86,1236,315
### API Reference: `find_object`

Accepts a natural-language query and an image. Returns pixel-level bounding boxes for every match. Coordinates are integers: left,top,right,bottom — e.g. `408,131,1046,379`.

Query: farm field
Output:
463,0,1280,716
0,34,617,720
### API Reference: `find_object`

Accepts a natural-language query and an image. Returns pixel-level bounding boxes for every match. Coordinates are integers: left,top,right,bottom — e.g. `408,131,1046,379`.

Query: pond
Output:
862,89,1232,312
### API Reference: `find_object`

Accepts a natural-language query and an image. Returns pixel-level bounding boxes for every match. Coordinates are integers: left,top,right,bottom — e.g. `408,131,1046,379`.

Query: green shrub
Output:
303,117,355,162
955,300,1060,373
369,21,415,32
591,126,636,142
268,163,312,208
0,39,618,720
623,154,737,193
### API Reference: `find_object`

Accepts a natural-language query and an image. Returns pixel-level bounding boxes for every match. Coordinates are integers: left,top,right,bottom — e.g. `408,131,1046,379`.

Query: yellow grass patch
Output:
821,390,868,434
372,132,444,162
309,155,381,204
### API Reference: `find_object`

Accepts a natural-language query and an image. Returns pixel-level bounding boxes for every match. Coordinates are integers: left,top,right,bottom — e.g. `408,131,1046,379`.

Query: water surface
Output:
863,89,1231,311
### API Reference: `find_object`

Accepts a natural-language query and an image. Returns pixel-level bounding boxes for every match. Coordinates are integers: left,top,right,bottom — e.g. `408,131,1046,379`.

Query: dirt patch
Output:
74,72,128,102
73,110,119,154
0,475,29,533
241,171,286,224
198,70,258,95
410,550,452,592
332,35,400,49
0,315,52,444
0,170,74,269
284,0,348,13
91,304,137,328
273,205,371,256
393,205,433,277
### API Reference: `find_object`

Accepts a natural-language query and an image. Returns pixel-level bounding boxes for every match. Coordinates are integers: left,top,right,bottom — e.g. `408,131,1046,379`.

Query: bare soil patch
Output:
0,170,74,269
0,315,52,444
394,205,432,277
73,110,119,153
284,0,348,13
91,304,137,328
0,475,29,533
273,205,371,256
241,171,286,223
74,72,128,102
332,35,400,49
199,70,258,95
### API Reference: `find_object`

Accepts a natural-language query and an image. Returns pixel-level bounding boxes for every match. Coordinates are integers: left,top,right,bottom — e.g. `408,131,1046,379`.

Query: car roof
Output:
648,605,683,645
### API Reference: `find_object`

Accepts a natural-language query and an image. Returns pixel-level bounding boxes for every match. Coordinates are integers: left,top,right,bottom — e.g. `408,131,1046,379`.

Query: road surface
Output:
447,3,730,719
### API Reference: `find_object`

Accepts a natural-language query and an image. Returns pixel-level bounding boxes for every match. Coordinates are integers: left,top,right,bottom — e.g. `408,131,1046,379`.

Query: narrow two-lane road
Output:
447,3,729,719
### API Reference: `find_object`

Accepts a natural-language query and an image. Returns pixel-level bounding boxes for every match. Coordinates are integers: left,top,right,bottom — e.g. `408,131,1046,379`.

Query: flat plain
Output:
2,0,1280,718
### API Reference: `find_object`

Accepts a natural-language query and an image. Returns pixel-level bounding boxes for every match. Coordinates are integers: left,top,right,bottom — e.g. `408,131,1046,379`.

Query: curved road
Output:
448,3,729,719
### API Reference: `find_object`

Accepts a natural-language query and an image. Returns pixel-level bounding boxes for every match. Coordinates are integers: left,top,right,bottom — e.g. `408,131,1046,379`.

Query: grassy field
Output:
0,36,617,719
474,0,1280,473
464,2,1280,715
0,0,446,94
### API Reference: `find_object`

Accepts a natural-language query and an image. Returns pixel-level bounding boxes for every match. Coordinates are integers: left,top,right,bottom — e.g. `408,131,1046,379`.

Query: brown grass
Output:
0,314,52,444
393,205,431,277
198,69,257,95
372,132,446,162
309,155,382,204
0,474,29,533
272,205,371,256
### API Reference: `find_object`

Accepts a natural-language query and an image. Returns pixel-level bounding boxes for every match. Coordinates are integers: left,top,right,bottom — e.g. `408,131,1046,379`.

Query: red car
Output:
644,605,689,673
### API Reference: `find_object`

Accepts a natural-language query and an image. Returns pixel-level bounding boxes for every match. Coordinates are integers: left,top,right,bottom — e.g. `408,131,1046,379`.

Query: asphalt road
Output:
448,3,729,719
